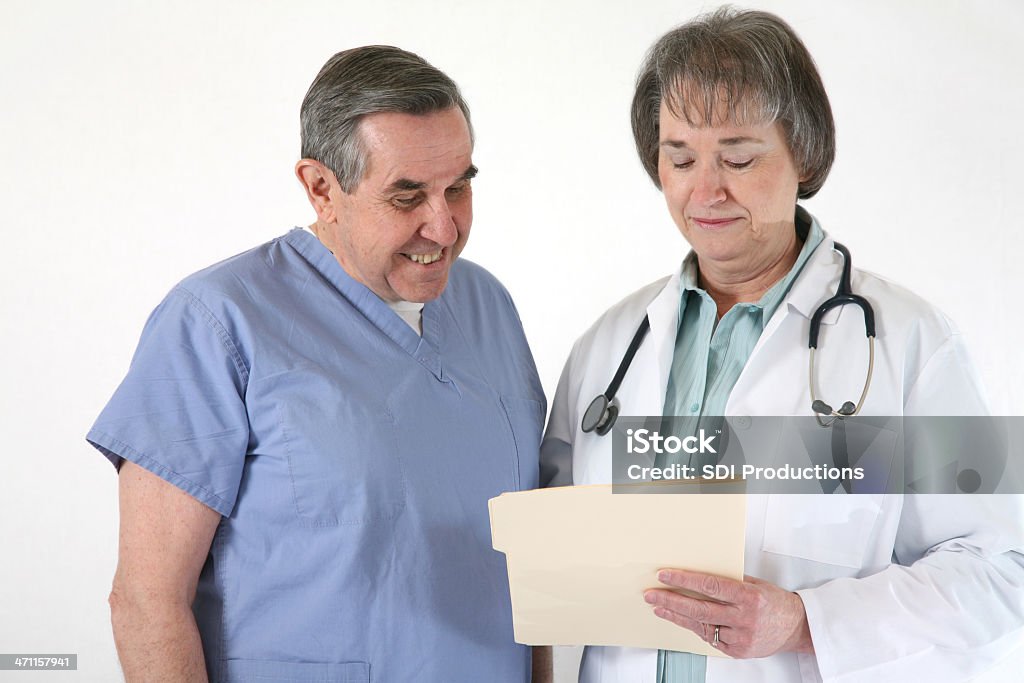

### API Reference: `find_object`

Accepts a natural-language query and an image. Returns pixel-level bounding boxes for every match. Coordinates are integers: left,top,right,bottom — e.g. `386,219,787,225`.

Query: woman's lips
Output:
691,217,740,230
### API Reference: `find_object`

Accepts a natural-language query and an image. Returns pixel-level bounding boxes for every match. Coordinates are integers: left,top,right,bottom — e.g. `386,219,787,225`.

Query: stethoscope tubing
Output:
581,240,878,435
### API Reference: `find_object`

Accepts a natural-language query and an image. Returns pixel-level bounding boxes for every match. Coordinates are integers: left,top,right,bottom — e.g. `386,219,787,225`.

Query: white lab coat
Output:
541,232,1024,682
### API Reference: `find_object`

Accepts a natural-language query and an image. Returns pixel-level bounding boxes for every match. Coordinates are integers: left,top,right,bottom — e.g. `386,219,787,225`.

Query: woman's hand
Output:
644,569,815,658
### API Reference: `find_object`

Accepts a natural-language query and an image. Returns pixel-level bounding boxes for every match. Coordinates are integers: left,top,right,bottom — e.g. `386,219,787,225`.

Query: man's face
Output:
318,107,475,303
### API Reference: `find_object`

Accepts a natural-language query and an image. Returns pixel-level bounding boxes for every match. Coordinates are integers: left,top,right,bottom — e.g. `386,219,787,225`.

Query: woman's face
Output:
657,100,803,279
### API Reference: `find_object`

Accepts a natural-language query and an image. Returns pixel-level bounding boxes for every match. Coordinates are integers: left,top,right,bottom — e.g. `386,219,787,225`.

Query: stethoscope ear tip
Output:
811,400,833,415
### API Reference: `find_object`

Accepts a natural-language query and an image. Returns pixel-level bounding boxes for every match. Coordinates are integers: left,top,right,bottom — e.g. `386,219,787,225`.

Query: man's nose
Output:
691,164,727,206
419,197,459,246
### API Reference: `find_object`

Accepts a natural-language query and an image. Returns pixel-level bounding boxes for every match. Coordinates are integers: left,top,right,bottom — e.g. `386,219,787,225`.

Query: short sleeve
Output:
86,288,250,516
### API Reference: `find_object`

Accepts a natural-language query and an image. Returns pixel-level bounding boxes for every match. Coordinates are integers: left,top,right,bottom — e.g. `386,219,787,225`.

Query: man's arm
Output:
108,461,221,683
531,645,552,683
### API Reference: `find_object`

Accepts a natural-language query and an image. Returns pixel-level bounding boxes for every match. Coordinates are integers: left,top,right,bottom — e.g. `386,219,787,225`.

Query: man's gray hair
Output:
300,46,473,193
631,7,835,199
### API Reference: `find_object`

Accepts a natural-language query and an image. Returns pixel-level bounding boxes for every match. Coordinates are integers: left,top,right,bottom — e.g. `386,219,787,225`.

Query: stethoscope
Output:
580,242,876,436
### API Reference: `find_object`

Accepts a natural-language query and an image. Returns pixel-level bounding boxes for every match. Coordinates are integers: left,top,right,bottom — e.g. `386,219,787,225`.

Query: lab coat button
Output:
734,416,752,429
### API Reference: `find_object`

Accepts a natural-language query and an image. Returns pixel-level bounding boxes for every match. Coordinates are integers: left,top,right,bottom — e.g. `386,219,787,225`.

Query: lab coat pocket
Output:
499,395,545,490
222,658,368,682
761,494,883,568
760,418,897,568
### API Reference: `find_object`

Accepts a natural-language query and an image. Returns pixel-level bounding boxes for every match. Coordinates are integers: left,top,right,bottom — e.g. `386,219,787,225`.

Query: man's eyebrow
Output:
384,165,478,193
385,178,427,193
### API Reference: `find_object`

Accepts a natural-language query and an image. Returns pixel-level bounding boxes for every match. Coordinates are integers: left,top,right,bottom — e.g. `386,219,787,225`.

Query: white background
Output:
2,1,1022,681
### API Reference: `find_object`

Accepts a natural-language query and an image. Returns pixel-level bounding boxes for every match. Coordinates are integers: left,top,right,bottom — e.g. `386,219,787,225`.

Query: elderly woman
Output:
541,7,1024,683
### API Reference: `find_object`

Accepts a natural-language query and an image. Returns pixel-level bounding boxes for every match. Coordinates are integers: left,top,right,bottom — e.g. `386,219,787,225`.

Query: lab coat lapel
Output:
613,272,682,470
645,270,682,415
767,234,844,334
729,235,844,415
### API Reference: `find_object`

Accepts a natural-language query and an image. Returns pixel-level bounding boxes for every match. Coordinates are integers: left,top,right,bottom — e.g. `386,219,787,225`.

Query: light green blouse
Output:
657,212,824,682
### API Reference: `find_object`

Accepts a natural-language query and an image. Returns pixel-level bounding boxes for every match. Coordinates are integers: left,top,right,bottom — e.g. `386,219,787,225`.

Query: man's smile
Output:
402,250,443,265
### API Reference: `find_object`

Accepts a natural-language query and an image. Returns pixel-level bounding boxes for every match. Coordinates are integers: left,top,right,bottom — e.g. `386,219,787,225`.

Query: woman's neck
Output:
697,235,801,319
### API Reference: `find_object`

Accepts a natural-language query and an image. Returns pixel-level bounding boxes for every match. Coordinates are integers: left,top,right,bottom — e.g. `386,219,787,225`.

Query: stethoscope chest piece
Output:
579,314,651,436
582,394,619,435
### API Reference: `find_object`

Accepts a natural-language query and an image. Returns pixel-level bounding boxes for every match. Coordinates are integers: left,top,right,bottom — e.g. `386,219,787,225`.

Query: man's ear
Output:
295,159,341,224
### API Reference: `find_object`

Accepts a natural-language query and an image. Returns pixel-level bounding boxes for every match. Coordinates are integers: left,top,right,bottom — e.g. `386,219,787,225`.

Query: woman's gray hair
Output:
300,46,473,193
631,7,835,199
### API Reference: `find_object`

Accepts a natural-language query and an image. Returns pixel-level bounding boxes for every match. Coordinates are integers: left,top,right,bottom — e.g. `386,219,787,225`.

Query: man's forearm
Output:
532,645,553,683
110,593,208,683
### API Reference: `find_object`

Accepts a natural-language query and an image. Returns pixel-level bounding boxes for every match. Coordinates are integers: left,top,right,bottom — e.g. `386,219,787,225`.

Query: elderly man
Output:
88,46,546,682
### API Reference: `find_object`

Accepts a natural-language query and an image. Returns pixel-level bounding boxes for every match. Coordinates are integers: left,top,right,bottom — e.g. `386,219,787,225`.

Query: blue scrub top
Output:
88,229,545,682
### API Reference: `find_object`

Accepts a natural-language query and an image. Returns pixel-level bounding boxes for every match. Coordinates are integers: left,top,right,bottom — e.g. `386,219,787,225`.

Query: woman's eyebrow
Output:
660,136,766,149
719,136,766,146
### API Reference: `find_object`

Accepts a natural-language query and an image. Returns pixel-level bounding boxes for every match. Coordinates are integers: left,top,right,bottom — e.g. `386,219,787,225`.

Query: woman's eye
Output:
724,159,753,169
672,160,695,170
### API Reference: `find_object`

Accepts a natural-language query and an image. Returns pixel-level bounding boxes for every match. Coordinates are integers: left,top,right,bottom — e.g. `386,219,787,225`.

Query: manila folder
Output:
489,484,745,657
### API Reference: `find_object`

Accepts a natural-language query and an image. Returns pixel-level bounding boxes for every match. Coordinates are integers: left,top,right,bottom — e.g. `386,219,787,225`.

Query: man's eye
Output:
446,183,469,197
392,196,420,208
724,159,753,169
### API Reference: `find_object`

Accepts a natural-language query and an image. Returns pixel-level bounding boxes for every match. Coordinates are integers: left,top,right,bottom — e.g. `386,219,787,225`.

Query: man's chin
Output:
389,275,450,304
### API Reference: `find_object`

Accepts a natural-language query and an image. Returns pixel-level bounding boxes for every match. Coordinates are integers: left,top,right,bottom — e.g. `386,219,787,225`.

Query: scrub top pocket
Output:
221,659,368,682
274,375,406,527
498,395,545,491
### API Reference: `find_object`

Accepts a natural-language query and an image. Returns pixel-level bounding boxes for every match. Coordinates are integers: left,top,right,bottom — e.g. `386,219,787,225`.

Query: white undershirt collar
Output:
302,225,424,335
